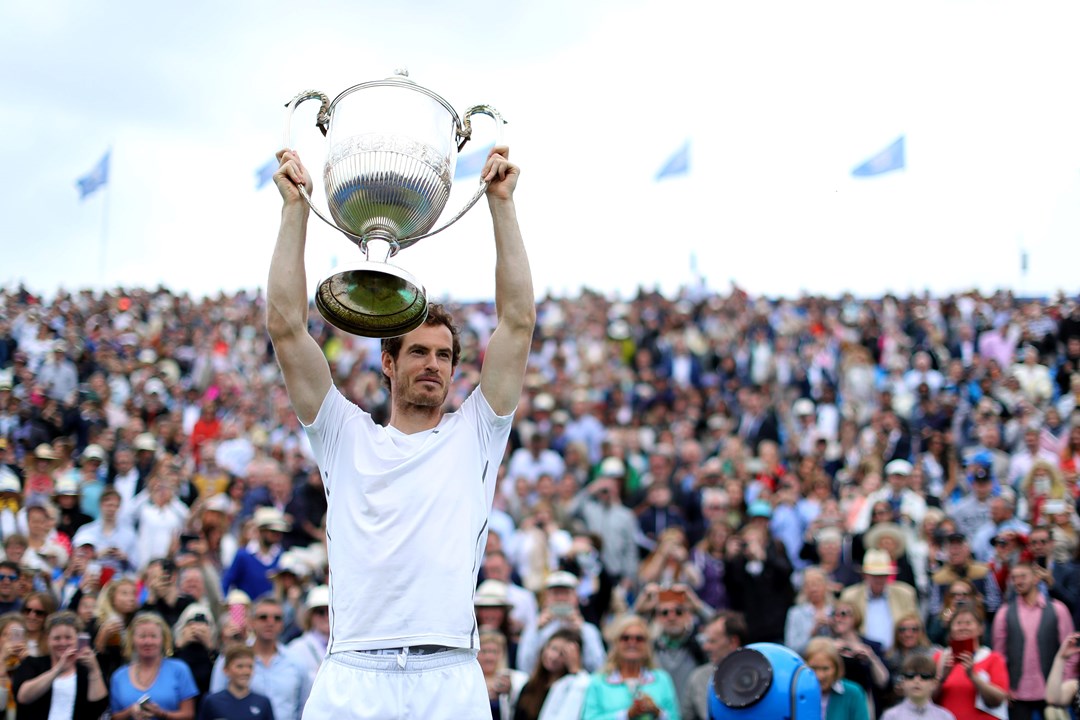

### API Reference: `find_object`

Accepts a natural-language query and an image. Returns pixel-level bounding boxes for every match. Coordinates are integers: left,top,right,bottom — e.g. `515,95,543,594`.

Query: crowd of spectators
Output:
1,282,1080,720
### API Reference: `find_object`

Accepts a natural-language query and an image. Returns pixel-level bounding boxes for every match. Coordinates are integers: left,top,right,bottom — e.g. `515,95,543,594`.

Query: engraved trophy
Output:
284,70,504,337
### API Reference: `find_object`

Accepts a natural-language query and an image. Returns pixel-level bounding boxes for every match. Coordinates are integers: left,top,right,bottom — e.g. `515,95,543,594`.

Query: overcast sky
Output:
2,0,1078,302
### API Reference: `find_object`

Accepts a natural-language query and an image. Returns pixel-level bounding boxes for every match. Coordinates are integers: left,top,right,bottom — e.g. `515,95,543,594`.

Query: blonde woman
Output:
108,612,198,720
478,627,528,720
581,614,678,720
785,567,835,655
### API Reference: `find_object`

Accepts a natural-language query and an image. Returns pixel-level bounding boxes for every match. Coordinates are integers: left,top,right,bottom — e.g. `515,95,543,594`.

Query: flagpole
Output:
99,147,111,289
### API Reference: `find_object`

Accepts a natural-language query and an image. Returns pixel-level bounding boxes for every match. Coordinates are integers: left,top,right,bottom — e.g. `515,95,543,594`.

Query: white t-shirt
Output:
305,385,513,653
47,671,77,720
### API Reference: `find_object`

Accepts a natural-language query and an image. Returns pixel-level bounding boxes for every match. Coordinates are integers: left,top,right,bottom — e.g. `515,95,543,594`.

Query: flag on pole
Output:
852,136,905,177
455,144,494,179
656,141,690,180
255,158,278,190
76,150,110,199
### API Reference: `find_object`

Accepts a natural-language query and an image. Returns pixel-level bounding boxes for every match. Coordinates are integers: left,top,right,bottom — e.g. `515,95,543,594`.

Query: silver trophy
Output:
284,70,504,337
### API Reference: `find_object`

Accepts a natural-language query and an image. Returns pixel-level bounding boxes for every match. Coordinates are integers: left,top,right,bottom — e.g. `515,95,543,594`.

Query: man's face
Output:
99,495,120,521
989,499,1010,523
0,567,19,601
657,601,691,636
1029,531,1052,558
251,603,284,642
383,324,455,408
946,538,969,565
483,554,510,583
114,451,133,474
544,587,577,609
701,619,737,664
1011,566,1036,596
865,574,888,595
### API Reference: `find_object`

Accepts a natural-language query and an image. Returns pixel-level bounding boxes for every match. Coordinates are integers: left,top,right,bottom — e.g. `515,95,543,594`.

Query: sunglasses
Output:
902,672,936,681
0,574,18,582
619,634,648,643
658,607,686,618
22,607,47,618
255,613,283,622
833,609,853,618
898,626,921,633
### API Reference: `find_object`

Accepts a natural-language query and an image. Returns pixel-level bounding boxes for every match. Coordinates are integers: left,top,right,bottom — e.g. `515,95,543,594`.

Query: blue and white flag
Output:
255,157,278,190
656,141,690,180
76,150,110,199
852,136,905,177
455,144,494,179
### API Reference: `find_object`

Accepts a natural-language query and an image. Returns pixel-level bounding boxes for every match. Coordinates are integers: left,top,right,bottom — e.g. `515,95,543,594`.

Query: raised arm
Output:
478,147,536,416
266,149,333,425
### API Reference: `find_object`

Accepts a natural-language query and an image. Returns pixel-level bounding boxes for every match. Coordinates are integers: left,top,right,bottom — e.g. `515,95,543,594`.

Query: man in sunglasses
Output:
0,560,22,614
210,595,311,720
648,587,710,707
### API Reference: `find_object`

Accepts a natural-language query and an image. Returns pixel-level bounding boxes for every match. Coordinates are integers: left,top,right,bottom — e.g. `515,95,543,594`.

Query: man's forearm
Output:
489,198,534,328
267,204,312,337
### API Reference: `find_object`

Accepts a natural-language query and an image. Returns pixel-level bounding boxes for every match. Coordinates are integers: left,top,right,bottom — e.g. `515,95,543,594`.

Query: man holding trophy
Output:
267,138,534,719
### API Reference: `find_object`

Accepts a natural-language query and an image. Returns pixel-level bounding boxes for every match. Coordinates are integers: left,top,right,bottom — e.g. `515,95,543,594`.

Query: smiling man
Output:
267,145,535,720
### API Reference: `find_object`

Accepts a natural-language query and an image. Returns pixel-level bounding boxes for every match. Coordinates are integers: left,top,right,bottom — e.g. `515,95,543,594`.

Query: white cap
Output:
884,459,913,476
544,571,579,589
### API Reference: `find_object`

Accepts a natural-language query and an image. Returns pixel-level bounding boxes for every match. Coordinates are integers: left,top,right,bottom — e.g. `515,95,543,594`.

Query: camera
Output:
188,613,208,625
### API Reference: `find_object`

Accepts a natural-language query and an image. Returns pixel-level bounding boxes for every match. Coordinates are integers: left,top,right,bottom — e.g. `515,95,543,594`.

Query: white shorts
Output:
301,647,489,720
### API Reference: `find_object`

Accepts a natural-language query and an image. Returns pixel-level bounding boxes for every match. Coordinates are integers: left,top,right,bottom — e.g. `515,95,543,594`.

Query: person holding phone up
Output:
933,607,1008,720
1045,632,1080,710
11,611,108,720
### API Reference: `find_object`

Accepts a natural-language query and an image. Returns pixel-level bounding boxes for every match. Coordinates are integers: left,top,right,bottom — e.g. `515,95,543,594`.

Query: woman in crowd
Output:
94,577,141,682
108,612,198,720
785,566,835,655
803,637,870,720
1019,460,1068,527
926,578,983,646
0,613,29,719
581,614,678,720
932,607,1007,720
827,600,890,715
479,627,528,720
11,611,108,719
513,628,582,720
474,580,519,669
885,612,934,705
20,592,56,657
690,519,730,612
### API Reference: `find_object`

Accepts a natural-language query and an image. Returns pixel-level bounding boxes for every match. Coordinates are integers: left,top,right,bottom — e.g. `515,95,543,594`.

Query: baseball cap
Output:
884,459,913,476
545,571,579,589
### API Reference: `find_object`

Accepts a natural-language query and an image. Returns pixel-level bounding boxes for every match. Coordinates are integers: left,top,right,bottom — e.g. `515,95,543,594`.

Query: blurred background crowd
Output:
1,282,1080,720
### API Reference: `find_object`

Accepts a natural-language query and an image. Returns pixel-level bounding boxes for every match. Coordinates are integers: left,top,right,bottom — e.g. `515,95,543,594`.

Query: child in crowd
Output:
197,644,274,720
881,654,955,720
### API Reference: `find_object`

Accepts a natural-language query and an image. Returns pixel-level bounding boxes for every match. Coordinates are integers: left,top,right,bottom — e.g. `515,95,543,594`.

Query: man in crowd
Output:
682,611,748,720
840,549,919,652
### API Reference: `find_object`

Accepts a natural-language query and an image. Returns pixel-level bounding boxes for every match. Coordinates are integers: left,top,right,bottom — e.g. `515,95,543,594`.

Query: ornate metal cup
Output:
284,71,503,337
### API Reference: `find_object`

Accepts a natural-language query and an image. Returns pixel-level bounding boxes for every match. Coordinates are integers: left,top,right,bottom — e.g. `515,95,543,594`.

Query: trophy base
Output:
315,263,428,338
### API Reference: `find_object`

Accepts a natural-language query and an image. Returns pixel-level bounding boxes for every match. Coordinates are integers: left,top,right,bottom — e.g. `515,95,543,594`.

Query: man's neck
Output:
228,684,251,699
388,402,442,435
1021,589,1041,606
254,639,277,659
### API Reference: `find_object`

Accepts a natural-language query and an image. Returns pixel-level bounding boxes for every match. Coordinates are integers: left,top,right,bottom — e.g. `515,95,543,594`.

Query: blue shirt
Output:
110,658,199,714
199,688,276,720
210,646,311,720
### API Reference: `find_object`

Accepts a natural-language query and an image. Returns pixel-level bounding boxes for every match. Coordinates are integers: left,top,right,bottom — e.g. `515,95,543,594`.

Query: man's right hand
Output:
275,149,314,206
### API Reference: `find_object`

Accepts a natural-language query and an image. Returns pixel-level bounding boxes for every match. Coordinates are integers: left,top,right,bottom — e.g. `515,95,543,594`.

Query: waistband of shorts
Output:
331,646,477,672
361,645,454,656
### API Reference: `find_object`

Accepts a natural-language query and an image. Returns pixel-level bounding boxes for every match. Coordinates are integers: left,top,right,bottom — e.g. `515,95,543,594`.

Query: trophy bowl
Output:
284,71,503,337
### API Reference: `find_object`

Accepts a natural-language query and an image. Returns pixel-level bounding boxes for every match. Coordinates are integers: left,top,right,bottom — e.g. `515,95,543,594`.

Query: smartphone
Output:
549,603,573,618
8,626,24,643
950,637,976,657
179,533,199,551
138,694,151,709
77,632,91,652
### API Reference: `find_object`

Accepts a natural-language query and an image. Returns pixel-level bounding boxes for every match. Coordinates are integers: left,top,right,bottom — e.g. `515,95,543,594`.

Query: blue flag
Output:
455,144,494,179
656,141,690,180
255,158,278,190
76,150,110,199
852,136,905,177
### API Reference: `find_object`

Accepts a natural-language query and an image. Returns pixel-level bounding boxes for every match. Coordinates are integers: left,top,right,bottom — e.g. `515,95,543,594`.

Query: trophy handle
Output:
281,90,367,244
401,104,507,245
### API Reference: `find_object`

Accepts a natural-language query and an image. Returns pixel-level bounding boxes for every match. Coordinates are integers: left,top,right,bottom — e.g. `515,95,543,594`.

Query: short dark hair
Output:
379,304,461,390
901,653,936,677
0,561,19,577
715,610,748,646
